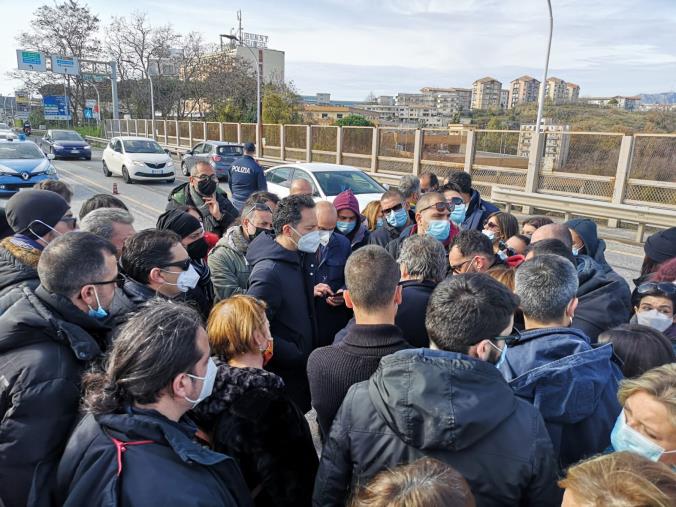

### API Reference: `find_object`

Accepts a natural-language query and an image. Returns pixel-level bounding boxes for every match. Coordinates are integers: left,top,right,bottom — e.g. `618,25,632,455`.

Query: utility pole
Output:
111,61,120,120
535,0,553,133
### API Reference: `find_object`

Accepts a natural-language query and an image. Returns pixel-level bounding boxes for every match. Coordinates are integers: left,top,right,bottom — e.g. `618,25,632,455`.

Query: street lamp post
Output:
221,34,261,158
147,71,156,140
534,0,554,133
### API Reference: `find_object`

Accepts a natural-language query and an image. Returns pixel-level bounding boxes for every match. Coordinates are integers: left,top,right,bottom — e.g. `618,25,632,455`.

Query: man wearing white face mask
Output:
119,230,198,310
632,282,676,341
247,194,320,412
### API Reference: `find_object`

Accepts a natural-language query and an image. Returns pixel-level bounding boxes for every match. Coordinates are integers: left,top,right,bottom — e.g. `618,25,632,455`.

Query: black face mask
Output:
187,237,209,260
246,225,270,242
197,178,217,196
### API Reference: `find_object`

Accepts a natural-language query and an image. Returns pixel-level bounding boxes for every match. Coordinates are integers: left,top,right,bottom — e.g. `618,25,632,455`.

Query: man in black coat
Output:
247,195,320,412
314,274,560,507
0,232,117,507
367,189,414,248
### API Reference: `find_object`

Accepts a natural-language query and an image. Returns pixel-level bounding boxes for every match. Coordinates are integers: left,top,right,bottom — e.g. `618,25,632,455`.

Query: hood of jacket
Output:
220,225,250,255
245,229,301,268
567,219,609,266
0,285,109,360
368,348,518,451
499,327,619,424
193,359,285,419
0,237,40,290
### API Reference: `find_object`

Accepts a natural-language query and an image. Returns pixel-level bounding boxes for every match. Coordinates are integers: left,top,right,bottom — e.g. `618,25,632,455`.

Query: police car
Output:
0,137,59,197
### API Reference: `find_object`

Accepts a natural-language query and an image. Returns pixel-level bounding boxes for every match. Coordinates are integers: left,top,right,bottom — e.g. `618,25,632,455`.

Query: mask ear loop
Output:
27,219,60,244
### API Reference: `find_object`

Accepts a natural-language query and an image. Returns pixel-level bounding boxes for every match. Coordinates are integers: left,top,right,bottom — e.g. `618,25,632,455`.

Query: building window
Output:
321,113,328,119
336,113,343,119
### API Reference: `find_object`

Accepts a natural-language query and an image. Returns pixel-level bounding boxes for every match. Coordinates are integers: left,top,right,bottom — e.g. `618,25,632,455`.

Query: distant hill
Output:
639,92,676,104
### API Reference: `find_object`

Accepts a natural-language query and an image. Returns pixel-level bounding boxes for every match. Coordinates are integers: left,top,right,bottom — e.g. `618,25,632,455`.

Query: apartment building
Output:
545,77,568,103
566,83,580,101
509,75,541,108
302,105,379,125
500,89,510,109
420,87,473,114
583,96,641,111
471,77,502,110
518,121,571,171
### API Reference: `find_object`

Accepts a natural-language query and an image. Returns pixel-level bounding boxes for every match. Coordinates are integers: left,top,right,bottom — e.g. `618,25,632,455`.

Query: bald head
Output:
530,223,573,249
290,179,313,196
316,201,337,230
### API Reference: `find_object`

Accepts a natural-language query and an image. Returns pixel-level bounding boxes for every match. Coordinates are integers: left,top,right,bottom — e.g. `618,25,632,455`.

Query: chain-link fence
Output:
377,129,414,173
420,129,466,180
192,122,205,143
626,135,676,208
206,122,219,141
178,121,190,147
156,121,165,141
342,127,372,169
285,125,307,161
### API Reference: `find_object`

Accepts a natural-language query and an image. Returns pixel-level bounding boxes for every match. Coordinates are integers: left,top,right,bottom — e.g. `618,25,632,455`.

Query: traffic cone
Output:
112,183,119,195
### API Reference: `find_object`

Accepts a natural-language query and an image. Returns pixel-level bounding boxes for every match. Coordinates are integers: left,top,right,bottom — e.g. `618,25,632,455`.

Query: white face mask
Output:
291,227,321,253
184,357,217,407
161,264,200,292
637,309,674,333
482,229,496,241
318,230,332,247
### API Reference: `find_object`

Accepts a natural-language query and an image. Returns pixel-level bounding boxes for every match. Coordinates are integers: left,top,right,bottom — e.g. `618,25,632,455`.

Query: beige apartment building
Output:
566,82,580,101
545,77,568,103
509,75,541,108
471,77,502,110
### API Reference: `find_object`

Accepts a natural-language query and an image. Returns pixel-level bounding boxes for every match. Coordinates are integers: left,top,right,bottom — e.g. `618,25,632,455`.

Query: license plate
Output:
71,149,79,153
152,169,161,174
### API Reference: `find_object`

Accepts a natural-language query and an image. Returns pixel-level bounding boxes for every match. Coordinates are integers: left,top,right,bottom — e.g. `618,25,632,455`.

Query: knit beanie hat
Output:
333,189,360,217
156,209,202,239
5,189,70,237
644,227,676,263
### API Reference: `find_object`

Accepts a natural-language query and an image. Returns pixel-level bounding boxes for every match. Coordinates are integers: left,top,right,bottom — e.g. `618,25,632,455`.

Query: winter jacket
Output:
395,280,436,347
246,232,318,412
574,255,632,342
56,407,252,507
192,361,318,507
307,324,411,438
566,218,611,271
0,236,41,298
314,349,561,507
385,223,459,261
228,155,267,209
209,225,252,302
367,210,416,248
313,232,353,348
0,285,111,507
462,189,499,231
337,222,369,251
498,327,623,468
167,182,239,236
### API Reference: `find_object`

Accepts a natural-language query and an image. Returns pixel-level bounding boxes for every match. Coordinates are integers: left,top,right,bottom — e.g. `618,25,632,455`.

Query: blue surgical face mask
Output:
387,207,408,229
426,220,451,242
376,218,384,229
482,229,496,241
450,203,466,224
336,221,356,235
87,286,108,320
487,340,506,368
611,410,676,462
572,246,580,256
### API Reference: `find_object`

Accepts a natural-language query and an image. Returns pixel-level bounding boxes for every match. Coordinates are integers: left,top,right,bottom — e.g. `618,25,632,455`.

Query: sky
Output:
2,0,676,100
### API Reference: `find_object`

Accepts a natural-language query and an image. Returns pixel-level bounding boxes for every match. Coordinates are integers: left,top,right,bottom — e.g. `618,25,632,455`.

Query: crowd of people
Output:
0,149,674,506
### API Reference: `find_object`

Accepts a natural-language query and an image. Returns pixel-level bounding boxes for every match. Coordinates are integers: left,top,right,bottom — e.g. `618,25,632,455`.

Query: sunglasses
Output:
446,197,464,207
494,327,523,347
161,258,191,271
89,274,126,288
418,202,453,213
60,216,78,228
196,174,218,182
382,202,404,215
637,282,676,296
246,202,272,215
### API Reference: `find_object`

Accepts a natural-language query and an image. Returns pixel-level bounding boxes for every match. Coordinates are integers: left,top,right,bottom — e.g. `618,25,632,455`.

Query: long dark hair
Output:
83,299,203,415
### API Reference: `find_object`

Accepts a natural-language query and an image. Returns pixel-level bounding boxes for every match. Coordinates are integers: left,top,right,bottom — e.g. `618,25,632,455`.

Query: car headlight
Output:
166,160,174,167
53,144,64,149
83,145,90,149
46,166,57,176
132,160,146,167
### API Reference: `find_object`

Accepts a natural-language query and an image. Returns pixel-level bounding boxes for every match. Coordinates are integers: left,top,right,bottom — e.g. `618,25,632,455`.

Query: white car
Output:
102,136,175,184
0,123,17,141
265,163,386,211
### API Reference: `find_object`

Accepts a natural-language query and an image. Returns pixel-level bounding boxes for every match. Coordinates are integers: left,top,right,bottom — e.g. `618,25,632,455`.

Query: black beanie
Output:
156,209,201,239
5,189,70,236
644,227,676,263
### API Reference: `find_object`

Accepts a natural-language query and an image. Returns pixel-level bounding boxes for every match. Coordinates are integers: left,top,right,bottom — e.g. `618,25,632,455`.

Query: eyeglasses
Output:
418,201,453,214
485,221,499,230
60,216,77,228
89,274,126,288
637,282,676,296
446,197,464,207
450,258,472,274
382,202,403,214
494,328,523,347
161,258,191,271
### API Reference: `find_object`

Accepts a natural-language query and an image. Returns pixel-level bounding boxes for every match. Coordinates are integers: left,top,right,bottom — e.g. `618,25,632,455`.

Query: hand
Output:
326,293,345,307
314,283,334,298
203,197,222,220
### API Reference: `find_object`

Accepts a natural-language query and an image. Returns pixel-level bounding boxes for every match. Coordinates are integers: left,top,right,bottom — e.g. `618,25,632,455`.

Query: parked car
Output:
0,139,58,196
102,136,175,184
265,163,386,210
180,141,244,180
39,129,91,160
0,123,17,141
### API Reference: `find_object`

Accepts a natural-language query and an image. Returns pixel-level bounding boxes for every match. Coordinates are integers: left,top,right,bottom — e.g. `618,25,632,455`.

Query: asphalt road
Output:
11,150,647,284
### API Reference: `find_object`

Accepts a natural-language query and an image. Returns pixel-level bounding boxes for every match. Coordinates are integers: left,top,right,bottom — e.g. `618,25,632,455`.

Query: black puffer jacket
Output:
0,285,111,507
0,236,41,298
56,407,252,507
192,361,318,507
246,233,318,412
313,349,561,507
395,280,436,347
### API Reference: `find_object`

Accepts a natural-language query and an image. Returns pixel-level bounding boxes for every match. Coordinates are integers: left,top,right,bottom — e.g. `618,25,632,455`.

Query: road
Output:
9,150,648,284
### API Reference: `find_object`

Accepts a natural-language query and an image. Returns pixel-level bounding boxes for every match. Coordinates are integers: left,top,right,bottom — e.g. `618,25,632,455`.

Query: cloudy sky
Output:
2,0,675,99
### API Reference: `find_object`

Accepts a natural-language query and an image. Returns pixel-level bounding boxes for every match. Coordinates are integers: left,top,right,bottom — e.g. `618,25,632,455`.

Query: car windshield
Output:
123,140,165,154
52,131,84,141
313,170,385,196
217,145,243,156
0,123,9,130
0,143,44,160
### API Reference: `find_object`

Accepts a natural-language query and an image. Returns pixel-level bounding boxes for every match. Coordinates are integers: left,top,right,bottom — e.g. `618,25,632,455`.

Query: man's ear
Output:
393,284,403,306
172,372,192,400
344,290,354,309
567,297,579,318
470,340,492,362
148,267,164,285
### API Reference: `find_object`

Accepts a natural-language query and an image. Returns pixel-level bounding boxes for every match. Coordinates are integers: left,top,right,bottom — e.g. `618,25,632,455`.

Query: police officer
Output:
228,143,267,211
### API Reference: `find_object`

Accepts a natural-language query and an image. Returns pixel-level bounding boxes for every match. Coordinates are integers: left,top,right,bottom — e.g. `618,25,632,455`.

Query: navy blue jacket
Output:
498,327,623,469
246,232,317,412
395,280,436,348
228,155,267,206
462,189,499,231
314,349,561,507
56,408,251,507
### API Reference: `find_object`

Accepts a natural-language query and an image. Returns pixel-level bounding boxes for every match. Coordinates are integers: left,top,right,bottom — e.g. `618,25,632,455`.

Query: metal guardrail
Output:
491,186,676,242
